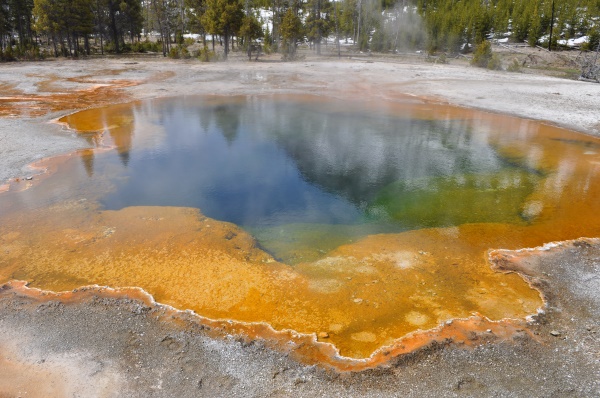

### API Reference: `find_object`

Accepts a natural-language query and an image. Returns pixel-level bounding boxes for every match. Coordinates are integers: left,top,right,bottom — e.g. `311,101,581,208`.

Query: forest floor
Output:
0,51,599,397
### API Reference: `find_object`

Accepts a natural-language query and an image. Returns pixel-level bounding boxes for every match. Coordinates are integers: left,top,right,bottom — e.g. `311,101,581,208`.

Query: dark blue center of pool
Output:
98,96,534,231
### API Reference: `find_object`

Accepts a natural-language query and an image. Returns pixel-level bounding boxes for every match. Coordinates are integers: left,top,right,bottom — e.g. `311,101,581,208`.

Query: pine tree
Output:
279,6,302,59
202,0,243,58
9,0,35,50
185,0,208,45
14,0,600,59
339,0,356,43
0,0,12,53
305,0,332,55
239,13,262,59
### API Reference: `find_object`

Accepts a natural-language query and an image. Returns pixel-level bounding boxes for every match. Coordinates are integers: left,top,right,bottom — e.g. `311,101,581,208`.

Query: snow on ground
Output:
558,36,590,47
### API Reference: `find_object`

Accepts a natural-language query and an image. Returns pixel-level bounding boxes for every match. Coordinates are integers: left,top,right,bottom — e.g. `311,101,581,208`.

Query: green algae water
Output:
72,96,543,262
99,97,514,223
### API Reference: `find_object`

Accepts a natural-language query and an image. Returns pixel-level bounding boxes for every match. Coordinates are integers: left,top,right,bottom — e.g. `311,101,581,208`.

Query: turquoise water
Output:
53,95,537,263
99,96,531,229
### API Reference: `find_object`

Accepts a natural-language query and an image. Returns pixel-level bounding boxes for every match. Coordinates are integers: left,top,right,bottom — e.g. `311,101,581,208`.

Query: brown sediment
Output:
1,94,600,364
0,68,173,118
0,279,535,372
0,82,134,118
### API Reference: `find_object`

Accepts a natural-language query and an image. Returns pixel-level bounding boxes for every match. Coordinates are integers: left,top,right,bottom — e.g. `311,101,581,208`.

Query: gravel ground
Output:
0,54,599,396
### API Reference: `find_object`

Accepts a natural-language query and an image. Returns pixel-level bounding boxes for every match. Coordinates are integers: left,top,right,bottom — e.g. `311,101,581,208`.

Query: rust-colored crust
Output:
0,279,538,372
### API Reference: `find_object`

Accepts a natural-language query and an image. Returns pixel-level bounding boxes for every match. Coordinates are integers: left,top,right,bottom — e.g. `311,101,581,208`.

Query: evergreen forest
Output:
0,0,598,61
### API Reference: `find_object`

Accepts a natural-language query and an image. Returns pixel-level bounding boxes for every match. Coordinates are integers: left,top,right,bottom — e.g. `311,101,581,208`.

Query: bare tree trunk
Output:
52,34,58,57
224,33,229,58
316,0,321,55
548,0,555,51
66,32,73,57
272,0,279,49
334,0,341,58
152,0,167,56
110,1,120,53
356,0,362,44
96,0,104,55
73,34,79,57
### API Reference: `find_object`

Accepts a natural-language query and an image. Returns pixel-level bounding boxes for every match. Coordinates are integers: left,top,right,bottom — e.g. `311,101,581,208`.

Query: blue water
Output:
98,96,510,229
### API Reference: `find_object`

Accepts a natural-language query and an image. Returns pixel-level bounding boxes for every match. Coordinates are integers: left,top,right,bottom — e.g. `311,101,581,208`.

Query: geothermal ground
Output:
0,51,599,396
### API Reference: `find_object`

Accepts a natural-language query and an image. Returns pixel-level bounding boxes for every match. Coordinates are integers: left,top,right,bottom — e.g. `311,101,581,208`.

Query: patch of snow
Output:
258,9,274,32
183,33,200,40
558,36,589,47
